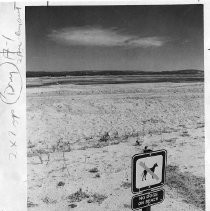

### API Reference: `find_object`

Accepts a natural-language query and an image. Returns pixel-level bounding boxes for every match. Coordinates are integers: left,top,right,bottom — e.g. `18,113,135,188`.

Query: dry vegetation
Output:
27,81,204,211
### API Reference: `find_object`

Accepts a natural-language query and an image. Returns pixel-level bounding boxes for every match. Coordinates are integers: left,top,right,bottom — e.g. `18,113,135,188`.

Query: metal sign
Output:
132,149,167,193
131,188,165,210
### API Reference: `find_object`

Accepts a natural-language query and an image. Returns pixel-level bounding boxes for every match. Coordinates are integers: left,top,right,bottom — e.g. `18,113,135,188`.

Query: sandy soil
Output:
27,82,204,211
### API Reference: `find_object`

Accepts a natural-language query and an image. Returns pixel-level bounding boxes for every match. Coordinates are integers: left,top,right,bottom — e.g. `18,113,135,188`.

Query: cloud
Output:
48,27,167,48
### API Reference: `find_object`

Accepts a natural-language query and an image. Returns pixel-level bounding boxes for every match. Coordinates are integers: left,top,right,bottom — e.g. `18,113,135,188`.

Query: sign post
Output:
131,147,167,210
143,207,150,211
143,208,150,211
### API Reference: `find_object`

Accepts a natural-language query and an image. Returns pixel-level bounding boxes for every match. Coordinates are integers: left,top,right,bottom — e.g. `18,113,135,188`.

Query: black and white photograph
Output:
25,4,204,211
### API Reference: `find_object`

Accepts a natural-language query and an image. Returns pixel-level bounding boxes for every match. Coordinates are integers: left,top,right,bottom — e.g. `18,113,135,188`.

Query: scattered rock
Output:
57,181,65,187
95,173,100,178
87,198,93,203
89,167,99,173
135,140,140,146
68,203,77,208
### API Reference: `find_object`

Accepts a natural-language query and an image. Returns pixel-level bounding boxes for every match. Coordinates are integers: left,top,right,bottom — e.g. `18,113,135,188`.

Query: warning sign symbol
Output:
131,149,167,193
141,162,159,181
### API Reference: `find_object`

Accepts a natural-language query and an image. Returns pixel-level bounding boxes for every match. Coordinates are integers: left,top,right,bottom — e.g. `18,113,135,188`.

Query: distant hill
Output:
26,69,204,78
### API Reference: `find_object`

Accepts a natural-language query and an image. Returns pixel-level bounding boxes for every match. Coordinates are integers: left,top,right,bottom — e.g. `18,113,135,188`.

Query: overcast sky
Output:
26,5,203,72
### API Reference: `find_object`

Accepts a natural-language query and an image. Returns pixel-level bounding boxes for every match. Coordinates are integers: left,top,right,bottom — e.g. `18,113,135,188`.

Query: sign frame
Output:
131,188,165,210
131,149,167,193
